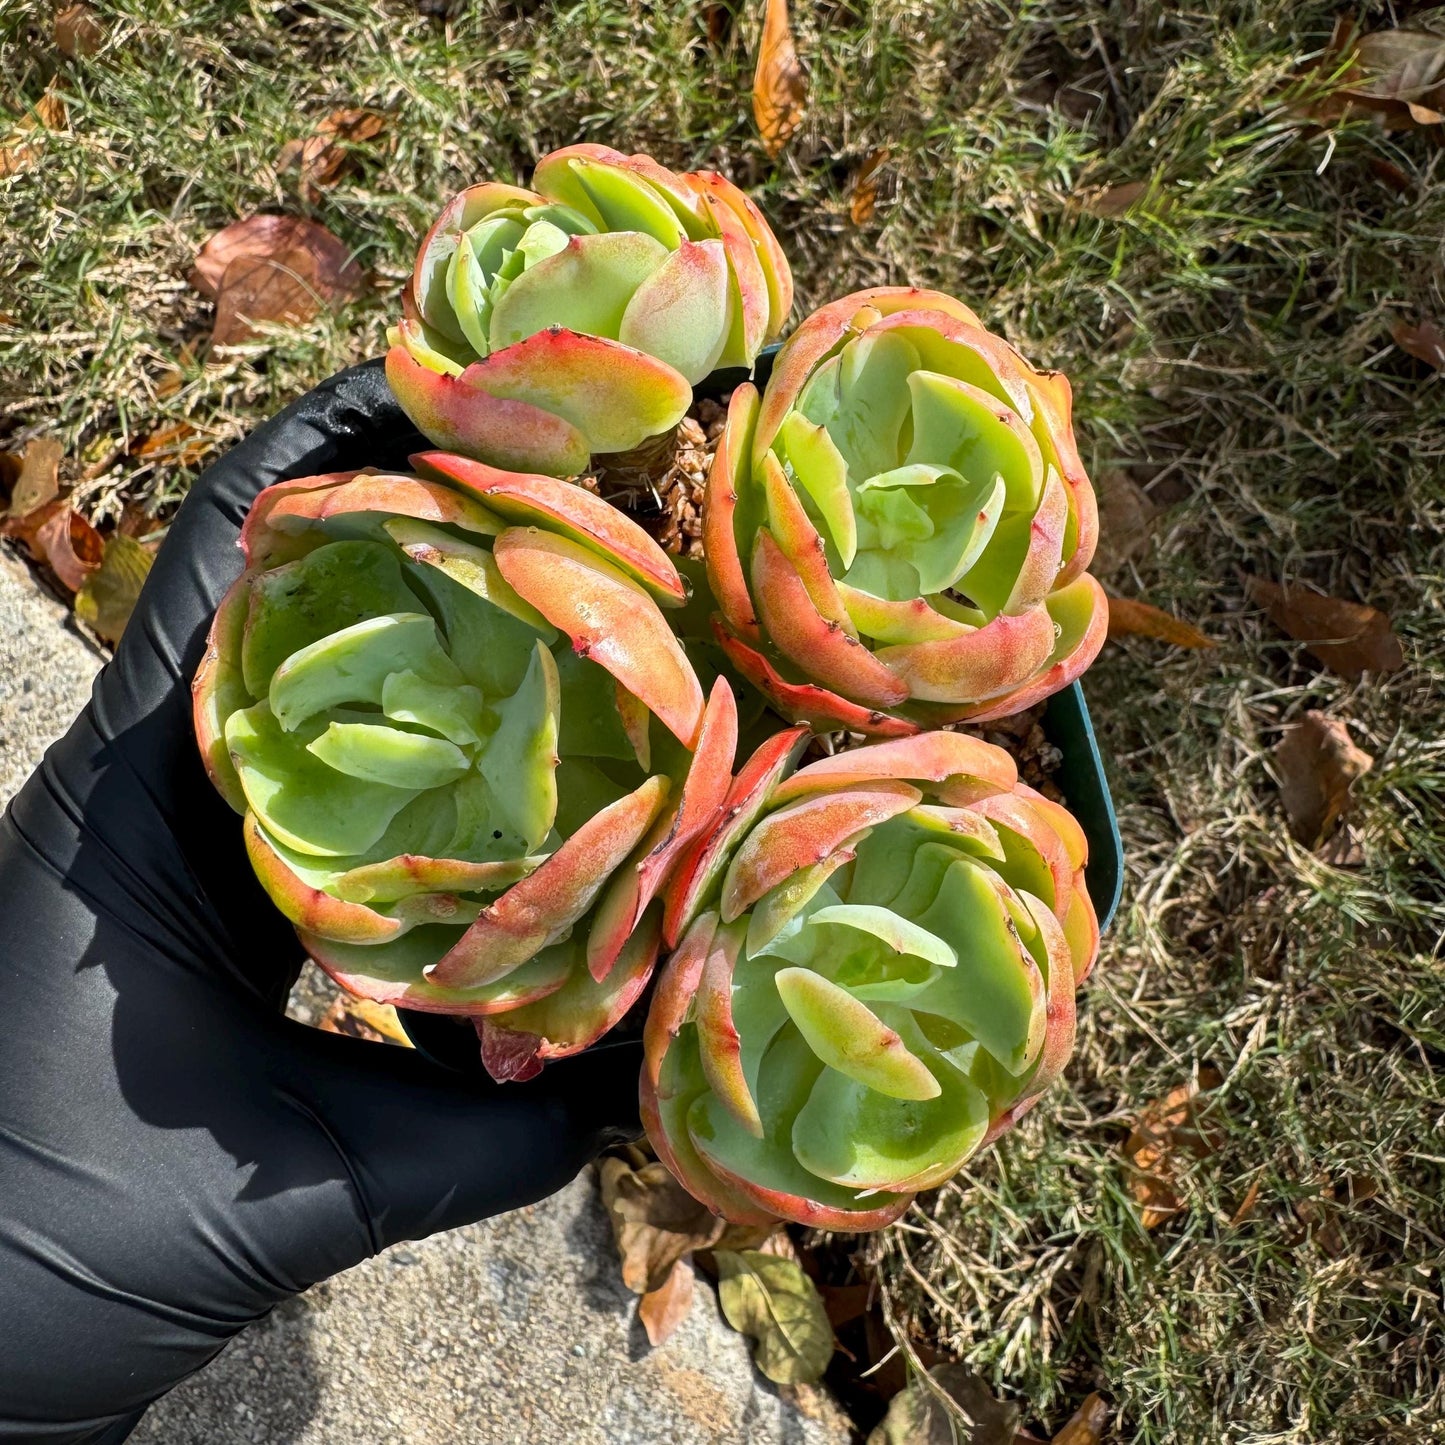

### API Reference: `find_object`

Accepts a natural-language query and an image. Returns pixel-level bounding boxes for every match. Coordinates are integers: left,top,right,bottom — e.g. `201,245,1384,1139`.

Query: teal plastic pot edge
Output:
1042,680,1123,932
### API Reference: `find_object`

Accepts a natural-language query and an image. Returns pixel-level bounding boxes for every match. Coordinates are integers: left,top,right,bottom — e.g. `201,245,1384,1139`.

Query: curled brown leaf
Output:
638,1258,695,1346
131,421,212,468
849,149,889,225
1247,577,1404,678
0,81,67,179
1392,318,1445,370
36,507,103,593
1107,596,1214,649
54,3,105,57
753,0,806,158
277,107,387,203
1273,710,1373,849
1304,23,1445,131
598,1156,726,1295
1230,1176,1263,1226
1123,1066,1225,1228
1050,1392,1110,1445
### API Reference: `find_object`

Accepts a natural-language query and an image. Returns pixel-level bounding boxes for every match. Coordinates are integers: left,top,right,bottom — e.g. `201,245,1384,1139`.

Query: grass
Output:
3,1,1445,1440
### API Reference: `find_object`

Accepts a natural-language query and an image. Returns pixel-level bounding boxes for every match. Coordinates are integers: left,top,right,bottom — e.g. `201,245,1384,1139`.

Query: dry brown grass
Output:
3,2,1444,1440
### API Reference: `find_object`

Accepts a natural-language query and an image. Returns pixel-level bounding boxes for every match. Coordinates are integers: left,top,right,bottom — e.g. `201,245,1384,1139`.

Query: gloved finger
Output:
281,1024,644,1250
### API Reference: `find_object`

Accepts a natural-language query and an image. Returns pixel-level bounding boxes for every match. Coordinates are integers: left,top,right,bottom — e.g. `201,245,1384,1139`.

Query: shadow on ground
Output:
129,1299,324,1445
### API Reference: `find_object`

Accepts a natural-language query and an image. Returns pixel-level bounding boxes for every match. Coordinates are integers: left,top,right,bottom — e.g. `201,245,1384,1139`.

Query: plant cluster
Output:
194,144,1108,1226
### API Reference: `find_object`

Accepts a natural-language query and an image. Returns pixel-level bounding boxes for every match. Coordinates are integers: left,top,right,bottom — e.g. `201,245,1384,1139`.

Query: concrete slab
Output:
0,553,103,801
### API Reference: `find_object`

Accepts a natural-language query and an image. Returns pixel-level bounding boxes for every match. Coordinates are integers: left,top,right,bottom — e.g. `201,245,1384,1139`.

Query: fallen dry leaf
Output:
54,3,105,57
639,1258,695,1346
317,993,412,1045
36,506,102,592
1304,23,1445,131
131,421,212,468
74,534,153,641
1123,1066,1225,1228
1247,577,1404,678
193,217,366,353
1230,1176,1263,1226
818,1281,872,1330
191,214,364,301
753,0,806,158
866,1362,1020,1445
116,503,165,548
1344,28,1445,123
1273,710,1373,849
1050,1392,1110,1445
2,498,64,562
598,1156,726,1295
6,437,63,519
1392,318,1445,369
703,1,734,49
277,107,387,203
1093,469,1159,573
714,1249,833,1386
849,148,889,225
1107,596,1215,649
1368,156,1414,195
0,80,66,178
211,248,328,350
1077,179,1150,218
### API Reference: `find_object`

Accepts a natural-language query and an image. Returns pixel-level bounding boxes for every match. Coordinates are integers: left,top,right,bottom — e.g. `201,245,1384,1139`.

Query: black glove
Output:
0,361,643,1444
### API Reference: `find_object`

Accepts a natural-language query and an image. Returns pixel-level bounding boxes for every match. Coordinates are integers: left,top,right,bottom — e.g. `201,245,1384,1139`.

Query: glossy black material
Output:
0,361,641,1444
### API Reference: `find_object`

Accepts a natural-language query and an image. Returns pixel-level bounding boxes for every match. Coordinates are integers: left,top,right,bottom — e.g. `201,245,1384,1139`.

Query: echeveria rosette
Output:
705,287,1107,736
386,144,793,476
193,453,740,1081
642,731,1100,1229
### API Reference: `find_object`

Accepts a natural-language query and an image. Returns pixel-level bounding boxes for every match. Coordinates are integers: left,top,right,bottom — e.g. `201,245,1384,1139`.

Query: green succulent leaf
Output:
477,640,560,852
197,460,722,1076
269,612,459,731
241,541,418,697
306,721,470,791
226,702,422,858
388,149,792,474
488,231,668,351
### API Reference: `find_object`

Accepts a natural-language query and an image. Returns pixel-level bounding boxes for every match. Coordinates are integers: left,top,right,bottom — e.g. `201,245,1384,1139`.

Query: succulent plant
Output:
193,453,740,1080
643,730,1099,1228
704,287,1107,736
387,145,793,477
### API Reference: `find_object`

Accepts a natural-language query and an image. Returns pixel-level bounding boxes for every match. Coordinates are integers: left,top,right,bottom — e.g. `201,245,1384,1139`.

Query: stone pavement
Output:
0,552,850,1445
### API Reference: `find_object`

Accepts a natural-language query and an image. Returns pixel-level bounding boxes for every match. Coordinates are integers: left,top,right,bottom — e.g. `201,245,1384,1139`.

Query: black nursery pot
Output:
398,347,1125,1072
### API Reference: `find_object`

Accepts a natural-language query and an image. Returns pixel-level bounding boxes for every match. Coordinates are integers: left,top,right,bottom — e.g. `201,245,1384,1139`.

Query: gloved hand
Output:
0,361,643,1444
